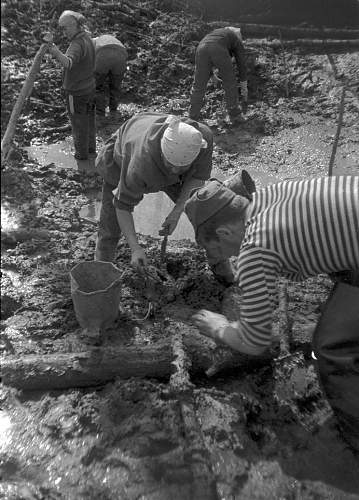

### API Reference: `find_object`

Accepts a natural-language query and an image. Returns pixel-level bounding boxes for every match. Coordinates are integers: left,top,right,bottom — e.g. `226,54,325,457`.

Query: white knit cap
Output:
161,116,208,167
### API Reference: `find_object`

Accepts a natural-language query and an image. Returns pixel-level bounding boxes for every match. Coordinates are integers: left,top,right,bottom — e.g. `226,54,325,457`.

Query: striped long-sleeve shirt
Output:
234,175,359,354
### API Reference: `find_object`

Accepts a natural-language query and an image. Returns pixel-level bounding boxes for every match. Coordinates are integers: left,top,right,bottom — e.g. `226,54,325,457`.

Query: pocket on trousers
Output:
68,94,94,115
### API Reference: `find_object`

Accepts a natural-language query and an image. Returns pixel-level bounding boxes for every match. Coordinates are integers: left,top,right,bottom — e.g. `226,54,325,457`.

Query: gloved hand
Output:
159,207,181,236
239,80,248,102
42,32,54,43
131,246,148,269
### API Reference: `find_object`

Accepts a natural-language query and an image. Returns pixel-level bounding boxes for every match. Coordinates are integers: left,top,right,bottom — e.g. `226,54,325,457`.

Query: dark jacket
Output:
63,30,95,95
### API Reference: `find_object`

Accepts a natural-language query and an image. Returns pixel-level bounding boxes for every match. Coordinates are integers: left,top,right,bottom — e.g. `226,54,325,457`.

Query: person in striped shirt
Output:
184,172,359,451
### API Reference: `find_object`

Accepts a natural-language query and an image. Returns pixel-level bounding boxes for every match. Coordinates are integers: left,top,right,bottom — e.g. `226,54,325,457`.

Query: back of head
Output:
226,26,243,43
59,10,86,28
161,115,207,167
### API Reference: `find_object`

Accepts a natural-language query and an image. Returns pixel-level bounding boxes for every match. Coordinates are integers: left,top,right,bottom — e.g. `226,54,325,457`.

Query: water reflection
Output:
0,410,13,449
25,138,76,169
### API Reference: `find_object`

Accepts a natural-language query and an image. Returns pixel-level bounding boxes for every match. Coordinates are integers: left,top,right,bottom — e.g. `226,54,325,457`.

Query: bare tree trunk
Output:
0,333,273,391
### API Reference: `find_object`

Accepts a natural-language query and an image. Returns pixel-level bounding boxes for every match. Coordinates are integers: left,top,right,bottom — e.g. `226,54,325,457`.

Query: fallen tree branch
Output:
209,22,359,40
0,327,273,391
168,323,219,500
277,29,289,97
1,43,48,162
91,1,157,19
42,123,72,134
328,86,346,176
249,39,359,49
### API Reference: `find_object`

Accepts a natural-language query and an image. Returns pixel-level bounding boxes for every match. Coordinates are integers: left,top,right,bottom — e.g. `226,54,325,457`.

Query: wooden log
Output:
249,38,359,49
1,44,48,162
0,331,272,391
169,324,219,500
92,0,157,18
209,22,359,40
328,86,346,177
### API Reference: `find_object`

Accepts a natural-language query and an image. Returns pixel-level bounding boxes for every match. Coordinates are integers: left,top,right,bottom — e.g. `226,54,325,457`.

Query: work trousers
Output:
189,43,239,119
95,47,127,115
65,91,96,160
95,181,182,262
312,280,359,452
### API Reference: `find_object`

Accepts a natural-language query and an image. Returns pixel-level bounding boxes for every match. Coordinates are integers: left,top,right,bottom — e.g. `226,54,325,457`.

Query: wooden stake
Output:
328,86,346,177
1,43,48,162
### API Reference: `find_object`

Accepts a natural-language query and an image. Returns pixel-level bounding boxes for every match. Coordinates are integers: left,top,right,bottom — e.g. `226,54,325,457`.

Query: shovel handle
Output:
160,233,169,263
1,43,49,161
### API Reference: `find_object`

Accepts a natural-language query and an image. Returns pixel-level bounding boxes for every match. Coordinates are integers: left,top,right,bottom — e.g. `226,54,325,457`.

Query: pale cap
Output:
59,10,86,27
161,115,207,167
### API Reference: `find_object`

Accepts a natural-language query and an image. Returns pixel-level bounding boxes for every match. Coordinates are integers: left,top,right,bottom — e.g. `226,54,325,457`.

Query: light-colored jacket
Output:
93,35,127,54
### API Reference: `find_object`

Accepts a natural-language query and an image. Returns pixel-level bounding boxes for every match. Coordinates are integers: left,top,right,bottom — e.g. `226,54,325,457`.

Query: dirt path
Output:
1,4,359,498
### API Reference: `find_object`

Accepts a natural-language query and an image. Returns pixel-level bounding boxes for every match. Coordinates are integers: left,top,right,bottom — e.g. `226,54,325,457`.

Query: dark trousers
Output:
95,181,182,262
65,91,96,160
313,281,359,452
189,43,239,119
95,47,127,115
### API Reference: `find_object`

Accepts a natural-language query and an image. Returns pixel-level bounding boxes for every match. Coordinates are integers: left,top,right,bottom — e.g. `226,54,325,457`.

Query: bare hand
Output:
159,208,181,236
43,32,54,43
131,247,147,269
192,309,230,344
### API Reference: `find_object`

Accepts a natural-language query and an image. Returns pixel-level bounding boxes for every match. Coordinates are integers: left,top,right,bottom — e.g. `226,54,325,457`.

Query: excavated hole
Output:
165,259,187,279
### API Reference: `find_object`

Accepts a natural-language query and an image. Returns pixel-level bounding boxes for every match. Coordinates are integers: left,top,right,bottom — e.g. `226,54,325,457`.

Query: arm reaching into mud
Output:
115,208,147,268
160,178,205,235
192,309,267,356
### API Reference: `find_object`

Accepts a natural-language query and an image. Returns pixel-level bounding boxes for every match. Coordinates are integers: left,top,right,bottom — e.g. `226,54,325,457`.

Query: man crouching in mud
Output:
184,172,359,453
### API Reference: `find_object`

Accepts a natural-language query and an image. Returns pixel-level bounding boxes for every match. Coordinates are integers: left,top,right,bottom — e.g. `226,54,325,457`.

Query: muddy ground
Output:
1,1,359,499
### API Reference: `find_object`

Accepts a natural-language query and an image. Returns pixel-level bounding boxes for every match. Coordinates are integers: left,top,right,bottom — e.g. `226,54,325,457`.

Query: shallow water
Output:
25,138,76,170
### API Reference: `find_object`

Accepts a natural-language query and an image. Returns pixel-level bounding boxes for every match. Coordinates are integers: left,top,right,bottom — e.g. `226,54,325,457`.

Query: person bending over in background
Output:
93,34,128,123
184,174,359,452
44,10,96,175
94,112,213,267
189,27,248,124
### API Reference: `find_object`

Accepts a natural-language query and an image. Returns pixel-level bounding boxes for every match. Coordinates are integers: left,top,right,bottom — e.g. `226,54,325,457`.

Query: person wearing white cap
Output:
189,27,248,123
94,112,213,267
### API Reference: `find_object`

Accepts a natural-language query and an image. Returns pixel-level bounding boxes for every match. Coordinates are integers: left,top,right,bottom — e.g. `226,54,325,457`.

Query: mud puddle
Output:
24,135,285,240
24,138,77,170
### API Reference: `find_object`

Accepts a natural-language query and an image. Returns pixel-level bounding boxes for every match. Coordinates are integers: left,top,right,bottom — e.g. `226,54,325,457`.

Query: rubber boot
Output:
76,159,96,176
228,107,245,126
313,282,359,453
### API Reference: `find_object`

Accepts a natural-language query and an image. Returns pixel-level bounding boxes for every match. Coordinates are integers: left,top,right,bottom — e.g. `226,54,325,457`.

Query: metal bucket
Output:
70,261,123,333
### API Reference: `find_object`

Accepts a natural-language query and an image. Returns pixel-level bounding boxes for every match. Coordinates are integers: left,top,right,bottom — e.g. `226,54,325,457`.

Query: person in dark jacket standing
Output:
93,35,128,119
189,27,248,123
44,10,96,174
